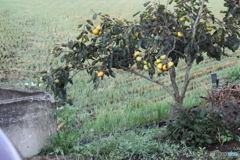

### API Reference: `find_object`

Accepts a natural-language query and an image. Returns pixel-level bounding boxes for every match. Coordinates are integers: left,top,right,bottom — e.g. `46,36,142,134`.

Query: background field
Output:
1,0,239,138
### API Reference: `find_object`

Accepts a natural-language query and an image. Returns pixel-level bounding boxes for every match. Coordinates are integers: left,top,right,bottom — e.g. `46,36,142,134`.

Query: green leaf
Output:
232,43,240,51
112,26,121,35
169,0,174,5
78,24,83,28
148,7,154,13
206,138,212,144
210,15,215,24
193,43,199,53
58,89,67,100
216,28,224,37
93,13,98,20
156,47,165,58
199,110,207,118
143,1,151,7
108,69,116,78
145,5,152,11
78,50,87,62
92,60,99,65
140,39,148,49
76,32,83,40
68,79,73,85
230,7,238,15
68,40,74,49
86,24,92,32
133,11,141,17
46,76,54,85
82,35,89,41
195,138,200,142
86,20,94,26
61,55,69,63
220,10,228,13
196,54,204,64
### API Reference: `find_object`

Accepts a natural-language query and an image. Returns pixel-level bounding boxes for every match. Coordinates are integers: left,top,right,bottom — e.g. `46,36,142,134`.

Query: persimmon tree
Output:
42,0,240,117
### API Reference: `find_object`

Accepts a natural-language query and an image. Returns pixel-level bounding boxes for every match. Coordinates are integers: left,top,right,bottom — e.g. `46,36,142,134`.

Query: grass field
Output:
1,0,240,140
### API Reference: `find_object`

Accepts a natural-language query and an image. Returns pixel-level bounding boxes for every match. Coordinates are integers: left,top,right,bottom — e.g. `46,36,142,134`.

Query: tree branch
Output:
191,0,205,41
169,67,180,98
120,66,175,99
70,65,103,79
178,0,205,98
75,65,103,71
180,62,193,98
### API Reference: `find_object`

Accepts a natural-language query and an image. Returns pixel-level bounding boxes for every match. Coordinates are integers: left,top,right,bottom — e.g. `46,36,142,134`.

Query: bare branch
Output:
166,38,176,57
172,49,186,58
120,66,175,99
70,65,103,79
180,62,193,97
169,67,180,98
76,65,103,71
191,0,205,42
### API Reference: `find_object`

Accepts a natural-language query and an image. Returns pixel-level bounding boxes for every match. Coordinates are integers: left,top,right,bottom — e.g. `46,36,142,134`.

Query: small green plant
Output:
166,107,236,148
192,147,209,160
227,66,240,82
216,128,233,148
41,104,81,155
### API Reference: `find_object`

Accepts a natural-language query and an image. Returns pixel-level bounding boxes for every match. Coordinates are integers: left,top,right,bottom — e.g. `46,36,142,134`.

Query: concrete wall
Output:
0,86,56,158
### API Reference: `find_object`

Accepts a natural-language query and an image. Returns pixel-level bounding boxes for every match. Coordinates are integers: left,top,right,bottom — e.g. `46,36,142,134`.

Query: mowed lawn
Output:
0,0,239,137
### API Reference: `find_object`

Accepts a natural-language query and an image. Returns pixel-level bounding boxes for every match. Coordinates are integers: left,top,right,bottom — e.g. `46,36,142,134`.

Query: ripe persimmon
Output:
92,29,99,35
162,65,169,71
168,62,174,67
97,71,104,77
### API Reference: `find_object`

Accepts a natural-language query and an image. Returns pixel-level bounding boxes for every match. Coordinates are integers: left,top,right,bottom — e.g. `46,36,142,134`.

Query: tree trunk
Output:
169,96,184,119
168,62,193,119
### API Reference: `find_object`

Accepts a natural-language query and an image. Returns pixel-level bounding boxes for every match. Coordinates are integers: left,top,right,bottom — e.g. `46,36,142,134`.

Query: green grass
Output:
1,0,240,141
72,128,191,160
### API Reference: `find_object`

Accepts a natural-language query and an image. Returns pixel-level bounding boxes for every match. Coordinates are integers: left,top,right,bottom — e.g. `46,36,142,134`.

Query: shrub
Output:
166,107,237,148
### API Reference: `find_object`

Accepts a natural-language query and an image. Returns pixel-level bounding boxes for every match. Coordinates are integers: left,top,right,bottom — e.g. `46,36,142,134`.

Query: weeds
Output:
227,66,240,82
41,105,82,155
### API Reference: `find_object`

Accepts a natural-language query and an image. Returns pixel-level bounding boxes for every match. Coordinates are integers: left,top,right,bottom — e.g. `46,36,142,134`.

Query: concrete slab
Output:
0,86,56,158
